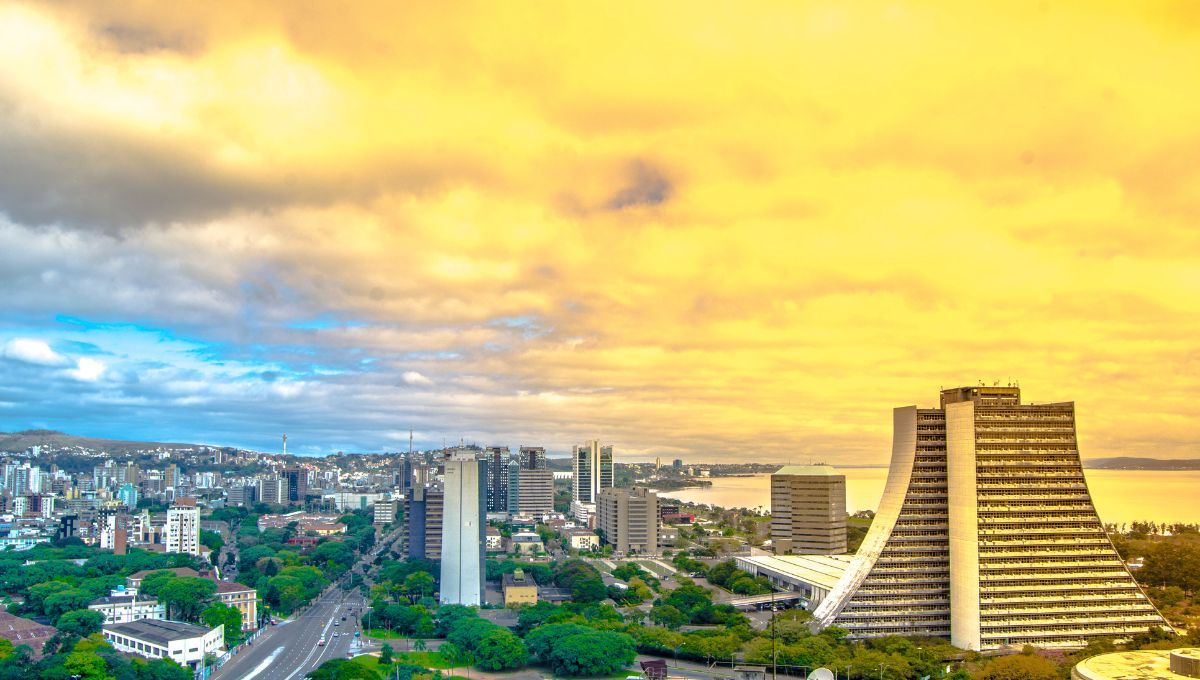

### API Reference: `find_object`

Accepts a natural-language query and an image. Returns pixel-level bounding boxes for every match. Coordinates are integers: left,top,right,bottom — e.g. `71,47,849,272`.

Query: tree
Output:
43,589,93,620
202,603,244,646
155,577,217,622
0,639,13,661
305,658,378,679
131,657,192,680
379,643,394,664
650,604,688,630
473,628,528,671
199,530,224,553
447,617,498,652
56,610,105,638
434,604,479,636
978,654,1062,680
546,630,636,677
63,649,111,680
402,571,435,602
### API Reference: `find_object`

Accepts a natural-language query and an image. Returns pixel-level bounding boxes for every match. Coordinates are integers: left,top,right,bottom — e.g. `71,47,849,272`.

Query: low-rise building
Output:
88,593,165,624
0,611,55,658
566,529,597,551
502,570,538,606
508,530,544,555
733,554,854,609
1073,647,1200,680
485,527,503,552
103,619,224,670
126,568,257,630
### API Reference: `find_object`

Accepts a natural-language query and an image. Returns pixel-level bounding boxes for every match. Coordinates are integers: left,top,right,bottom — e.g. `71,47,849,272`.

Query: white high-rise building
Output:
571,440,614,522
812,385,1170,651
165,499,201,556
440,451,485,605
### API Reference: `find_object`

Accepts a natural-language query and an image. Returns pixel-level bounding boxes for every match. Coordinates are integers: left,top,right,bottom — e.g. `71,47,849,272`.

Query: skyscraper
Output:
506,457,521,514
812,385,1169,651
485,446,509,513
770,465,847,554
402,486,444,561
517,467,554,517
440,452,486,605
519,446,547,470
571,440,613,522
165,498,200,556
283,466,308,506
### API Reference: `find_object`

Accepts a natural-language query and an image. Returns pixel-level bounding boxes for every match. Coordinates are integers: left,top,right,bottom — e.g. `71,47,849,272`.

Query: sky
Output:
1,2,1198,462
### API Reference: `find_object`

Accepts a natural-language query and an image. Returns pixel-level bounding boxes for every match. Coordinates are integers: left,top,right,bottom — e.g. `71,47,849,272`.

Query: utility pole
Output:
771,589,777,680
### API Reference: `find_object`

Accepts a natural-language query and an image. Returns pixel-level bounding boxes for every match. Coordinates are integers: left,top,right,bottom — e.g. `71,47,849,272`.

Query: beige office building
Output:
517,468,554,517
771,465,847,555
813,385,1169,651
597,486,659,555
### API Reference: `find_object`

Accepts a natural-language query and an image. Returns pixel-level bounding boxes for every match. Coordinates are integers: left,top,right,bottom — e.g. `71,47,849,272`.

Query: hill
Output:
0,429,206,455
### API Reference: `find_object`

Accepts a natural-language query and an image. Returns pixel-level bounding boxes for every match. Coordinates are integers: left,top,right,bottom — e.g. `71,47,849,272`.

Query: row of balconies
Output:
981,570,1132,583
980,614,1165,630
979,559,1122,571
981,581,1141,593
841,600,950,611
980,625,1162,642
983,603,1160,616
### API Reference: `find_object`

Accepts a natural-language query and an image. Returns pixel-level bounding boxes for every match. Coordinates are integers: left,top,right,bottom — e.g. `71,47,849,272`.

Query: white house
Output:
88,592,165,624
103,619,224,670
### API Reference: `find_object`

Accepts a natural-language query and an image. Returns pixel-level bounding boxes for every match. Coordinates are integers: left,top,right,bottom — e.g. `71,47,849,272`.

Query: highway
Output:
211,527,402,680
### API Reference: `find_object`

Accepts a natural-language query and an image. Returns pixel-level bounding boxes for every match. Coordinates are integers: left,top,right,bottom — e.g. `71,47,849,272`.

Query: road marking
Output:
238,646,283,680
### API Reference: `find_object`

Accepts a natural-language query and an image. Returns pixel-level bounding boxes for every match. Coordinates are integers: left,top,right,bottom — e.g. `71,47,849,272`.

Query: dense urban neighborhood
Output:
0,409,1198,680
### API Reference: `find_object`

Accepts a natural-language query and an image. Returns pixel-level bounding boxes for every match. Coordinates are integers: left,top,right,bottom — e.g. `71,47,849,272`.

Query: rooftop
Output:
737,554,854,591
773,465,842,477
0,611,56,658
104,619,214,645
1074,648,1200,680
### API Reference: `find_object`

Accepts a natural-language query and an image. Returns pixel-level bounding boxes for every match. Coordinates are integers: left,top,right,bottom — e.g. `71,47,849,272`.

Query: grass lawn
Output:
365,628,406,639
394,651,454,669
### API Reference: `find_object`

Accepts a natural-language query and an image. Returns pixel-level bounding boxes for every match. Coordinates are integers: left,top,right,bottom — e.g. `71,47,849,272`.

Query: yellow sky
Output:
2,1,1199,460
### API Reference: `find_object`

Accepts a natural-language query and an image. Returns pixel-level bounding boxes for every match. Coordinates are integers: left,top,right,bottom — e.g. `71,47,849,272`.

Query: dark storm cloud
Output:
606,159,672,210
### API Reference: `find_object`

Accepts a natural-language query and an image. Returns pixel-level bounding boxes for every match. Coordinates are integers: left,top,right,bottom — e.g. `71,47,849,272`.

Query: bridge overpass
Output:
727,591,807,609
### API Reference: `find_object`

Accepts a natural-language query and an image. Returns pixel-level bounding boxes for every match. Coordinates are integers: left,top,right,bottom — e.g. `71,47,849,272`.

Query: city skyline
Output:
3,3,1199,463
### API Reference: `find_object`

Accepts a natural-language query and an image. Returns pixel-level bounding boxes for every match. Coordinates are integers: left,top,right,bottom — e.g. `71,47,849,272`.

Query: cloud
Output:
66,357,106,382
402,371,433,387
0,2,1197,461
606,160,672,210
2,338,68,366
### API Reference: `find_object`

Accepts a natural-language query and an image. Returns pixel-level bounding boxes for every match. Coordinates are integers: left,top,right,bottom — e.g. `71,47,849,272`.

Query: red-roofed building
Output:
0,611,56,658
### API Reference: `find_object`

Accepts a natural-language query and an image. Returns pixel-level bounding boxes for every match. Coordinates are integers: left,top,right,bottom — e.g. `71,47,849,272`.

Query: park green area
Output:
308,523,1200,680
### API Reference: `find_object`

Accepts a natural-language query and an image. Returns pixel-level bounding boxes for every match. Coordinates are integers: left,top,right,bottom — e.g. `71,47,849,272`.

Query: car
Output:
333,632,339,637
334,620,340,626
317,638,326,646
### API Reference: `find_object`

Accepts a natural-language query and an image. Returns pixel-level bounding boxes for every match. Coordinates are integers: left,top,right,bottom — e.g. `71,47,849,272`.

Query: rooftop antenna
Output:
409,430,413,454
282,434,287,456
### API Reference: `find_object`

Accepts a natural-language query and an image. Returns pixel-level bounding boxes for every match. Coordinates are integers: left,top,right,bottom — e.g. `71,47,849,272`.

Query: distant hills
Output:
1084,457,1200,471
0,429,208,455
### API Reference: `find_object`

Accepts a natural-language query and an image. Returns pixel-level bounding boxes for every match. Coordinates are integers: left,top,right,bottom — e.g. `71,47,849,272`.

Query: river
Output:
657,468,1200,526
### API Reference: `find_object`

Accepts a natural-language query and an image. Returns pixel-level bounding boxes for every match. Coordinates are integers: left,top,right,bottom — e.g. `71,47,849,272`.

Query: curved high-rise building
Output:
812,385,1169,651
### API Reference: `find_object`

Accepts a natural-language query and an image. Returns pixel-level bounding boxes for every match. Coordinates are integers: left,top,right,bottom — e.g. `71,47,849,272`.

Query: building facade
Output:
517,468,554,517
485,446,510,513
440,452,486,605
164,499,200,556
812,385,1169,651
770,465,847,554
571,440,614,521
597,486,659,555
103,620,223,669
283,467,308,506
